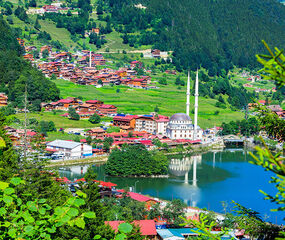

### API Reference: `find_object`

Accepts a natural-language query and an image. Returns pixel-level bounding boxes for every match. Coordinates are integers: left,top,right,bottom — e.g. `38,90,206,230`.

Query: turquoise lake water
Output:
57,149,284,224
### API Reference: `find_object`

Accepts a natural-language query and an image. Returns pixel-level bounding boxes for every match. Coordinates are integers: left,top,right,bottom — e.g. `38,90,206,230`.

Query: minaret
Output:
89,49,92,68
186,71,190,116
194,69,199,139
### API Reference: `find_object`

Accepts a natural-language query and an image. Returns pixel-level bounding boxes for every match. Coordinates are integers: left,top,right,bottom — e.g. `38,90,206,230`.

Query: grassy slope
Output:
39,19,79,50
13,112,100,129
53,79,243,129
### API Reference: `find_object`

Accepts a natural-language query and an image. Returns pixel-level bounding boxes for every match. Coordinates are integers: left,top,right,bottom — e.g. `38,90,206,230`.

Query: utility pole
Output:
23,84,28,160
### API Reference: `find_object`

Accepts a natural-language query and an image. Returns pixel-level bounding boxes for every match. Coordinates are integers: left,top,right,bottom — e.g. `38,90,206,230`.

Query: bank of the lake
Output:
57,149,284,225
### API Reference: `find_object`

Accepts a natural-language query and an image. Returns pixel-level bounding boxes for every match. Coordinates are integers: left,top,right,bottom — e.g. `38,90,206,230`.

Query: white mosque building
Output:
166,71,203,140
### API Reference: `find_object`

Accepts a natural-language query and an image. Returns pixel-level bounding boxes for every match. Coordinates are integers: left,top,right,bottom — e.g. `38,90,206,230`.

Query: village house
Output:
17,38,25,47
86,128,106,138
128,78,148,88
98,104,117,115
267,105,283,112
0,93,8,107
85,100,104,108
135,115,169,135
42,5,59,13
151,49,161,58
113,115,137,130
23,53,34,61
130,60,143,69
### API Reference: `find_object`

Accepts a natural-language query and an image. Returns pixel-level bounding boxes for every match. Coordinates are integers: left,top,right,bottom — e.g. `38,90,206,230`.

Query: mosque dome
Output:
169,113,191,122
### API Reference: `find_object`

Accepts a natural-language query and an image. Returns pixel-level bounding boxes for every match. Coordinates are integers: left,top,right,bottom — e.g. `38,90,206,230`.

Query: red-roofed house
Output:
130,60,143,69
128,78,148,88
116,190,158,210
85,100,104,108
105,220,157,239
98,104,117,115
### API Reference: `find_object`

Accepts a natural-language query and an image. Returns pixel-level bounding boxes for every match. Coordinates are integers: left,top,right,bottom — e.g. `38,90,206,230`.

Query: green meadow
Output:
52,78,243,129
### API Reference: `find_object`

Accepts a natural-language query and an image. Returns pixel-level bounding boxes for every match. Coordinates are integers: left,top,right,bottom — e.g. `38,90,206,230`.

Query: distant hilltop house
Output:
0,93,8,107
42,5,59,13
85,28,100,37
151,49,161,58
46,140,92,159
130,60,143,69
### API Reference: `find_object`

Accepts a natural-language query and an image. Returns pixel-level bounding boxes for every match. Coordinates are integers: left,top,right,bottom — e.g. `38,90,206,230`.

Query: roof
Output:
157,229,185,239
113,115,137,121
46,140,81,149
99,104,116,109
105,220,157,236
86,100,103,104
170,113,191,122
58,99,73,104
117,190,156,202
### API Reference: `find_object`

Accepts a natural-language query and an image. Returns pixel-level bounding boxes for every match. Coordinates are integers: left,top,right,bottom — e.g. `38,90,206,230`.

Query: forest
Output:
0,16,60,110
103,0,285,75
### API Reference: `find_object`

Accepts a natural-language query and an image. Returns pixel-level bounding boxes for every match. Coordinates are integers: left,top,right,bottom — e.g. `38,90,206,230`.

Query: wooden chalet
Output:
98,104,117,115
87,128,106,138
113,115,137,129
0,93,8,107
85,100,104,108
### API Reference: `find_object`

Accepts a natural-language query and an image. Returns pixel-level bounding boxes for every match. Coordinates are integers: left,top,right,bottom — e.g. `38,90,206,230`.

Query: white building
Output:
166,71,203,141
135,115,169,135
46,140,92,159
166,113,203,140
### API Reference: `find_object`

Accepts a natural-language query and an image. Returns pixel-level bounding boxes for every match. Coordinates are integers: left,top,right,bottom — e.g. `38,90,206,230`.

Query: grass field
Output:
39,20,80,50
53,79,244,129
13,111,101,129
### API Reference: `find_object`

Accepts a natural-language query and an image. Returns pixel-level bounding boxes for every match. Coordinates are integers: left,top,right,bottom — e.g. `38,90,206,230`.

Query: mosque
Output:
166,71,203,140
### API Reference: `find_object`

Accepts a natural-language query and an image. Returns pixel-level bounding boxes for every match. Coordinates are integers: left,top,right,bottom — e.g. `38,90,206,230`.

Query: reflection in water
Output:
58,165,89,178
169,155,202,206
56,150,284,224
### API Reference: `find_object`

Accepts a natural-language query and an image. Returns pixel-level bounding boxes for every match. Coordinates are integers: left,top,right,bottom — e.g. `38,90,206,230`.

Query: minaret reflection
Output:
169,154,202,206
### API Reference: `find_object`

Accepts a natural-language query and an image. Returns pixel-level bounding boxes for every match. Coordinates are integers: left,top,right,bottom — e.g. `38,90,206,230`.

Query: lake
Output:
57,149,284,224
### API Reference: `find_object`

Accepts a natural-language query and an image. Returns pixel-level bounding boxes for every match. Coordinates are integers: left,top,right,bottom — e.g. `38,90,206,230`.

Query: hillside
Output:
104,0,285,74
0,16,59,109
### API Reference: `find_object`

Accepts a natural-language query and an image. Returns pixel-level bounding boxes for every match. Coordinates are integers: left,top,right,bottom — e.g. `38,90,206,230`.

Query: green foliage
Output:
161,199,187,227
68,107,80,120
183,213,229,240
0,178,96,240
256,40,285,88
105,145,168,176
104,0,285,72
220,118,260,136
89,113,101,124
0,113,18,181
0,19,60,108
158,78,167,85
103,197,147,222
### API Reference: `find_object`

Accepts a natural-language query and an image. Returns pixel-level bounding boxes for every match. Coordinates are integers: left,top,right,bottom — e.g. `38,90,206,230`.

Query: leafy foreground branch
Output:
0,177,134,240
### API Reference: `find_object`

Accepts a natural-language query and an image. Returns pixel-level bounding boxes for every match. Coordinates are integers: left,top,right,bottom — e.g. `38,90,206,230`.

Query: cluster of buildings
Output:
21,44,154,88
26,2,69,15
42,97,117,117
248,101,285,119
